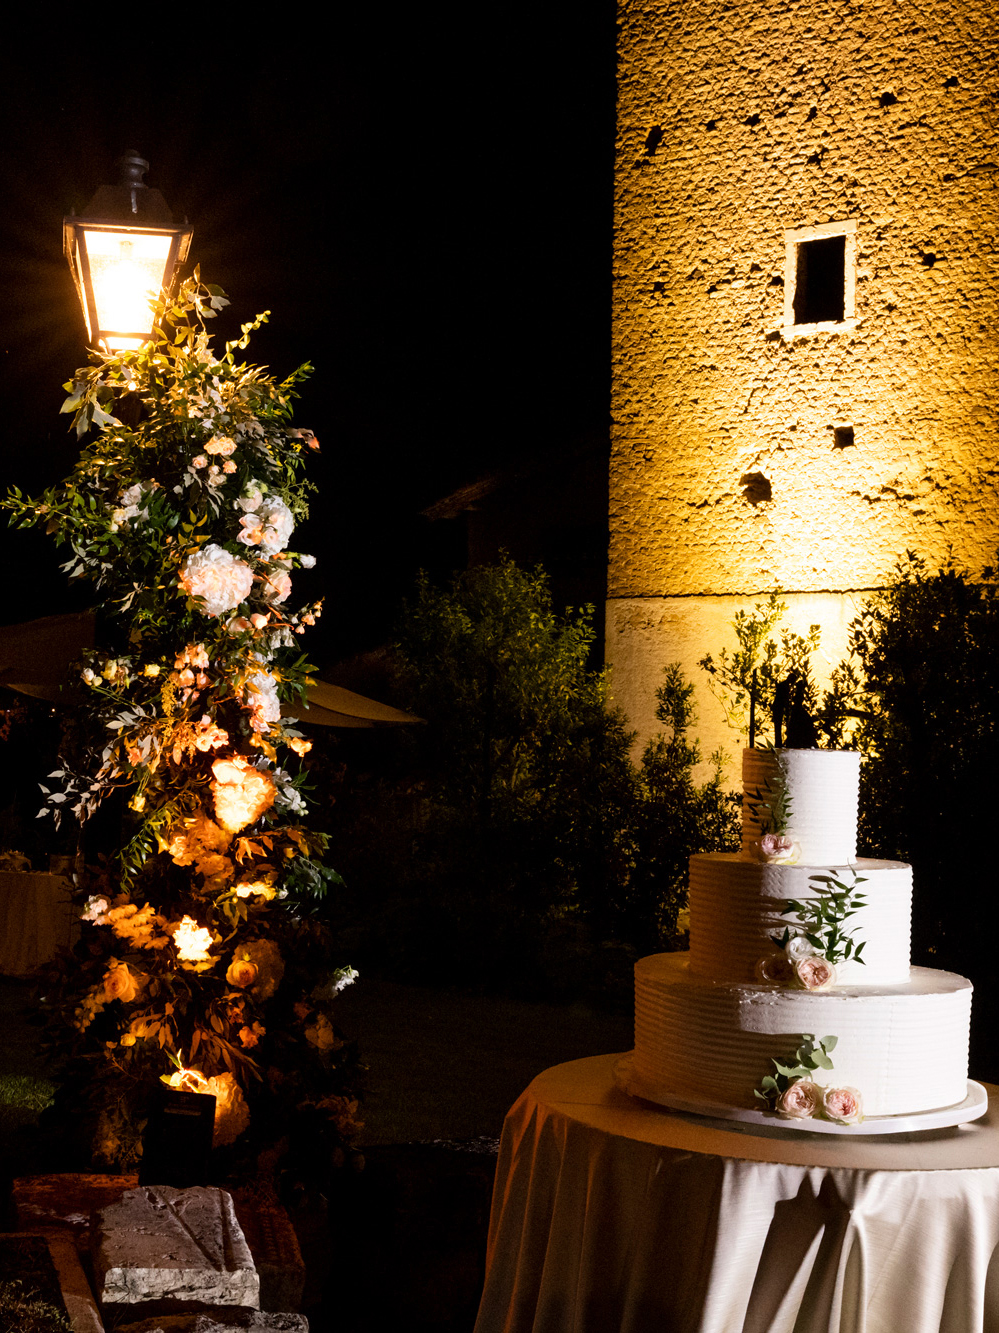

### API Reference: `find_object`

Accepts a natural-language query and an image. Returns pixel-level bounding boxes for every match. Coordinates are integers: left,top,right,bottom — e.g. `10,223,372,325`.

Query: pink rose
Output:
823,1086,863,1124
794,955,836,991
754,951,794,984
776,1078,821,1119
757,834,800,865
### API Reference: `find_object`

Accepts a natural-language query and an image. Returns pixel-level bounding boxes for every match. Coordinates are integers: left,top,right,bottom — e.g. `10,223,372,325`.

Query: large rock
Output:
93,1186,259,1310
117,1315,307,1332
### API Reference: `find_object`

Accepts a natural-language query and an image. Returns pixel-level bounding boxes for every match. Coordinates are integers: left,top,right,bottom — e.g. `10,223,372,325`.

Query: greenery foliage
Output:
754,1034,836,1108
823,555,999,1045
772,870,868,967
0,1281,72,1333
622,666,740,952
3,276,360,1172
328,560,738,995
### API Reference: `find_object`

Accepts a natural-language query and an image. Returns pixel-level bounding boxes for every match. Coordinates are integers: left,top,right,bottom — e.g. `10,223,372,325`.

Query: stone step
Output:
14,1173,305,1313
93,1185,259,1313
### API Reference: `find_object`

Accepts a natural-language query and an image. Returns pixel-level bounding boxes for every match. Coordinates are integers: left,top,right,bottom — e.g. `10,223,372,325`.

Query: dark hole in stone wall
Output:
739,472,772,504
644,126,664,155
833,425,855,448
793,235,845,324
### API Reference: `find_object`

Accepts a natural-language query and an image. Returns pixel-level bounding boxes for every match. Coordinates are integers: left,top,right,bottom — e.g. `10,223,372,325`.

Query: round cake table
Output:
473,1054,999,1333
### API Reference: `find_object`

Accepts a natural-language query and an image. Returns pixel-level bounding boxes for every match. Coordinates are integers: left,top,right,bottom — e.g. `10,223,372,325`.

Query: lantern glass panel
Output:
82,228,173,349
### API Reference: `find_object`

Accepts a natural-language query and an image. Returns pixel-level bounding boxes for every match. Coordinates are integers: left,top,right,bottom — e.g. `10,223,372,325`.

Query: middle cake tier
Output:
688,854,912,985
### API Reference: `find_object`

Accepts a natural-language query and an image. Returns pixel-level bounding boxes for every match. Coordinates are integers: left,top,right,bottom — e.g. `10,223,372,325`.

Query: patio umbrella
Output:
0,611,421,728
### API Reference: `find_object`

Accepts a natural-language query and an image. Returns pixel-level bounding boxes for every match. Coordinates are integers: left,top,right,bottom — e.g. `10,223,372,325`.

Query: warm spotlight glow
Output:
173,915,214,963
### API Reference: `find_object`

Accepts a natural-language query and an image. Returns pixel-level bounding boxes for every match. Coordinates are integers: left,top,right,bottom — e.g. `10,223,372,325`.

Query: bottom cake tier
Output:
633,953,972,1118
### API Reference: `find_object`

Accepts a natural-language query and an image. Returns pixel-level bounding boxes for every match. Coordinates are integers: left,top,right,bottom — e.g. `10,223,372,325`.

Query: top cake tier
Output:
742,748,860,864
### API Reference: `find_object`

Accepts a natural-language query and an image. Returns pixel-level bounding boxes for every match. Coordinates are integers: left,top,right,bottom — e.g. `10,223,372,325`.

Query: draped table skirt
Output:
474,1054,999,1333
0,871,78,976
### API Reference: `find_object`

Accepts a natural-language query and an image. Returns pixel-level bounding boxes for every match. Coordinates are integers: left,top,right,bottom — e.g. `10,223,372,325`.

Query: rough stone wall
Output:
611,0,999,601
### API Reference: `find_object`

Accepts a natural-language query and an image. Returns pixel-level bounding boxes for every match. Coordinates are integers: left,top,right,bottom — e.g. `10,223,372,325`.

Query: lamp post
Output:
63,151,193,351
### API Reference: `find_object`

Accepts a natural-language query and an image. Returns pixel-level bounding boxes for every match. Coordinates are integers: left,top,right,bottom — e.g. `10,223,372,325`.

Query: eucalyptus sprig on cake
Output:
754,1034,863,1124
774,868,868,967
747,745,800,864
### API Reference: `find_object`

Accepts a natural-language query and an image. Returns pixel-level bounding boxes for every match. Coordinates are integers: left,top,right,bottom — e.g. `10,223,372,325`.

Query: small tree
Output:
826,554,999,969
698,593,821,746
622,666,741,952
387,559,637,985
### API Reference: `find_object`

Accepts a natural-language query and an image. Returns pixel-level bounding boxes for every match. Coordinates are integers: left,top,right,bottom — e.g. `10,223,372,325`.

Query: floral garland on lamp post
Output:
4,274,361,1173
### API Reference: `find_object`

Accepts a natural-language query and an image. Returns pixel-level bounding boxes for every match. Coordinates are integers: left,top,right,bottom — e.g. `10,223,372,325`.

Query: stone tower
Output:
607,0,998,758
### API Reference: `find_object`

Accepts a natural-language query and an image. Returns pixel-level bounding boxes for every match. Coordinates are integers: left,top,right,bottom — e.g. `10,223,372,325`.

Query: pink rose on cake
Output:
822,1086,863,1124
756,833,800,865
754,951,795,984
793,955,837,991
776,1078,821,1119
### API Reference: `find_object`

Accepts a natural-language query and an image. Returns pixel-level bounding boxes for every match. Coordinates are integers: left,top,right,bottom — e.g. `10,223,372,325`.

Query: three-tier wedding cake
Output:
622,748,973,1124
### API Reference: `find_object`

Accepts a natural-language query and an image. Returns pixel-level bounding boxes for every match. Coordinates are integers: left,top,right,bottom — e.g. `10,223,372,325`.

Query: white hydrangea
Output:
237,496,295,555
244,662,282,732
179,544,254,617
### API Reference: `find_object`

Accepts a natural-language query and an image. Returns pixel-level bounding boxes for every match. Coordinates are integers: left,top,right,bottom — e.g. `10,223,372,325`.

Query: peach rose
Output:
776,1078,821,1119
227,956,259,989
823,1086,863,1124
794,956,837,991
103,962,139,1004
754,951,794,984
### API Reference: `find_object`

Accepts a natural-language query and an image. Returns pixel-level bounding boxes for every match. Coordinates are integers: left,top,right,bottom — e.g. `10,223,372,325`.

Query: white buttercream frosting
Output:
742,748,860,864
688,854,912,986
633,953,971,1118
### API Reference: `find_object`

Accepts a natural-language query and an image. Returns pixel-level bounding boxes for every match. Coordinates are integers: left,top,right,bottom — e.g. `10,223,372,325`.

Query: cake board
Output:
614,1052,989,1137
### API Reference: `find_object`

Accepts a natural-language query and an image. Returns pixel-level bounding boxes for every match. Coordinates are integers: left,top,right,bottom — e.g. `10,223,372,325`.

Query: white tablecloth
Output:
0,871,78,976
475,1054,999,1333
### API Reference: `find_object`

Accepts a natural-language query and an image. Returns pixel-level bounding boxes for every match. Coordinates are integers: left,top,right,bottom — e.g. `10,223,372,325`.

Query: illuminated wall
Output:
608,0,999,760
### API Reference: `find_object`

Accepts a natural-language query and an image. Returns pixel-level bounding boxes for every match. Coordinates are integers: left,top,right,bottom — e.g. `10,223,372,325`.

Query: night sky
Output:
0,16,615,670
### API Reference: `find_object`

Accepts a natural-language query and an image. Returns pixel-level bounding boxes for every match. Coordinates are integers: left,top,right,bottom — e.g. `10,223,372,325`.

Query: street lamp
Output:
63,151,193,351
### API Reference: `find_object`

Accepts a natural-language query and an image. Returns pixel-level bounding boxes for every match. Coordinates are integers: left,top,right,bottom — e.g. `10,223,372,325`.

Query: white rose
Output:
236,480,266,512
256,497,295,554
179,544,254,617
786,934,818,963
300,553,316,569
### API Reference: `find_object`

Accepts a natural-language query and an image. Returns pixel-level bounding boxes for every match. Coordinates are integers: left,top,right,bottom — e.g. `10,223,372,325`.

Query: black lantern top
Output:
63,152,193,351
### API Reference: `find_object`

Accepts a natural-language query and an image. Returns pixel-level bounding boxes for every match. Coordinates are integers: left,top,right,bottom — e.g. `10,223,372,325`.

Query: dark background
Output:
0,17,616,669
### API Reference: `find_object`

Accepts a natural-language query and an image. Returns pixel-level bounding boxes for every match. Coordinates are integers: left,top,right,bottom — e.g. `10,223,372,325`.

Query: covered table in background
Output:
475,1054,999,1333
0,870,79,976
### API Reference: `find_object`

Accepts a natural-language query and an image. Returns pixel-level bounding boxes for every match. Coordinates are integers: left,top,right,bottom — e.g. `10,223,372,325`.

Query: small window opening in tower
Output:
794,236,845,323
783,219,857,337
